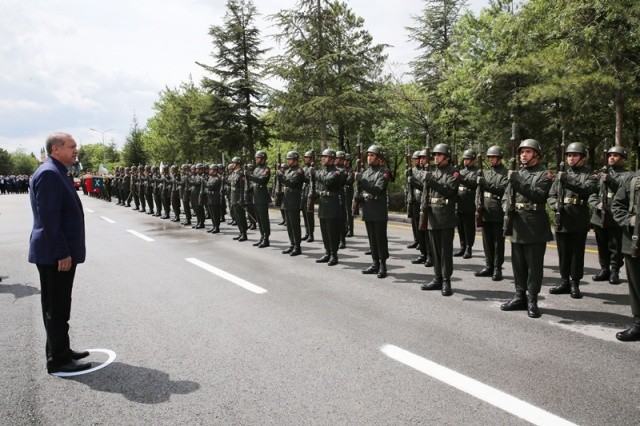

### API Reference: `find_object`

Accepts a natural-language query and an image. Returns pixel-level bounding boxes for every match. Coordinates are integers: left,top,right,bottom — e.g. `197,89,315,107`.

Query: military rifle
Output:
273,147,283,208
600,140,609,227
418,134,431,231
405,144,414,219
474,145,484,228
555,131,566,232
351,135,364,216
307,160,317,213
503,122,517,237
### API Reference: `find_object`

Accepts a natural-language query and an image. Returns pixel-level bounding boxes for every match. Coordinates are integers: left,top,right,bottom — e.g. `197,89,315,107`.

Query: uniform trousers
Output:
145,189,154,213
556,231,588,280
365,221,389,261
481,221,505,268
320,218,339,255
624,255,640,318
255,203,271,237
37,264,76,365
182,198,192,221
429,228,455,279
171,192,181,218
594,224,624,270
412,202,433,258
232,204,247,233
302,200,315,237
456,212,476,248
511,242,546,295
285,209,302,246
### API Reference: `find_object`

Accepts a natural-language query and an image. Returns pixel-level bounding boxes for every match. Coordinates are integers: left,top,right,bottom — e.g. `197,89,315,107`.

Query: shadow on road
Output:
0,282,40,300
69,361,200,404
543,308,631,329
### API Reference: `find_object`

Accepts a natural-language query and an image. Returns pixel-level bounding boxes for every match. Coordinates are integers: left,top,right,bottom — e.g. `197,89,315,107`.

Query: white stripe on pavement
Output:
85,208,94,213
100,216,115,223
126,229,154,242
186,257,268,294
380,344,577,426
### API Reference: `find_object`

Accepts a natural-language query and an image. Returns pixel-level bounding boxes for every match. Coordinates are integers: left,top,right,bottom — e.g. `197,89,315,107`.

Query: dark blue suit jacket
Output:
29,157,86,266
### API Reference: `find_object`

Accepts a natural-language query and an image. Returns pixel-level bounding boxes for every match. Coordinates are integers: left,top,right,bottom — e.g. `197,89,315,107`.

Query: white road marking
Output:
100,216,115,223
51,348,117,377
85,208,94,213
126,229,154,242
186,257,268,294
380,344,577,426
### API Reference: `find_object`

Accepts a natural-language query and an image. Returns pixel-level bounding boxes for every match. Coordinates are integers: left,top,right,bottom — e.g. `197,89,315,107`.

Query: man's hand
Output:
57,256,72,272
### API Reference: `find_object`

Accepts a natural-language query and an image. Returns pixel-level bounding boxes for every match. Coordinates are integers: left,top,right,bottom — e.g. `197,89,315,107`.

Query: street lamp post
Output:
89,128,112,168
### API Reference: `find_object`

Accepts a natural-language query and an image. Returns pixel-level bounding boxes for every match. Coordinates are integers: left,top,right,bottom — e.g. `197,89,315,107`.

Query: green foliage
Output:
78,143,119,173
121,115,148,166
9,149,39,175
0,148,12,175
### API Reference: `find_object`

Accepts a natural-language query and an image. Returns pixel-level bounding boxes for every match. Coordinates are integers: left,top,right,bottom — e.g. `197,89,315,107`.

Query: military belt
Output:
284,187,296,193
363,192,379,200
484,191,500,200
414,189,423,197
319,191,338,197
515,202,544,211
458,185,469,194
430,197,450,205
563,197,585,205
253,184,267,189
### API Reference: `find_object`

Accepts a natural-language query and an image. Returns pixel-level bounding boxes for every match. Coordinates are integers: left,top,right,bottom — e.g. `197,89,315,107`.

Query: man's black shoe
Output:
290,246,302,256
501,295,527,311
362,263,380,274
411,255,426,265
307,235,315,243
210,227,220,234
492,268,503,281
453,247,465,257
377,261,387,279
316,254,330,263
441,278,452,296
616,324,640,342
474,267,494,277
424,256,434,267
407,241,419,249
339,240,346,249
48,360,92,374
258,239,270,248
570,280,583,299
282,246,294,254
233,234,243,240
609,269,621,285
592,268,610,281
69,349,90,360
421,277,443,291
549,278,571,295
364,250,372,256
237,233,247,242
462,247,472,259
302,234,309,241
327,256,338,266
527,295,541,318
253,239,263,247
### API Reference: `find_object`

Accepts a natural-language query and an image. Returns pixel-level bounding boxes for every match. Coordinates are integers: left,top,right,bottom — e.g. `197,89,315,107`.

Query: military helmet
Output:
608,145,627,158
336,151,346,159
145,165,151,170
367,145,383,156
255,150,267,159
412,150,421,159
231,156,242,163
432,143,451,156
345,153,352,161
286,150,299,160
321,148,336,158
566,142,587,156
170,164,177,171
304,150,315,158
181,163,189,169
195,163,204,169
518,139,542,155
131,165,138,171
418,149,428,157
462,149,477,159
486,146,504,157
124,167,130,172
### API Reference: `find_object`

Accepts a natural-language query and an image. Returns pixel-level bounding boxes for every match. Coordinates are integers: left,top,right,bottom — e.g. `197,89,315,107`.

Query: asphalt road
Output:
1,193,639,425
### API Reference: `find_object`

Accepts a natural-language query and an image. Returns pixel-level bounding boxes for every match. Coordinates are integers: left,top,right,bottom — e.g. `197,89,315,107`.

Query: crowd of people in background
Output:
0,175,30,194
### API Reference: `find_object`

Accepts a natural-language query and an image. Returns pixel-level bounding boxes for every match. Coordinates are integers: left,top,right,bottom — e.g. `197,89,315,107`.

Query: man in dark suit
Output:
29,132,91,374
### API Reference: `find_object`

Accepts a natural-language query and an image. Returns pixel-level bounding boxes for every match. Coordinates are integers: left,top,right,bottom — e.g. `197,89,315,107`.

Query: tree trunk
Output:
615,89,624,146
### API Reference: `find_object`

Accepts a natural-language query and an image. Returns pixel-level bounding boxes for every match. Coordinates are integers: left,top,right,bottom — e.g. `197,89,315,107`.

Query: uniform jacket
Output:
548,165,597,233
481,164,508,223
189,174,204,205
611,172,640,255
358,165,389,222
29,156,86,266
457,165,479,214
589,165,630,227
229,169,245,205
504,164,554,244
413,163,459,230
247,165,271,205
205,175,222,205
280,166,305,211
316,164,341,219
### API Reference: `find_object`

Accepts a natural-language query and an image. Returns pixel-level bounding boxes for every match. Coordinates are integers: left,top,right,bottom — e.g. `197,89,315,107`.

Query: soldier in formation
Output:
279,151,305,256
314,149,341,266
454,149,480,259
247,151,272,248
302,151,316,242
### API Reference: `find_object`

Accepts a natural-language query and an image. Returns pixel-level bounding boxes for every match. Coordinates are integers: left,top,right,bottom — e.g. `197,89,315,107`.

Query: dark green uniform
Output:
478,163,508,278
455,164,479,257
205,171,222,233
358,164,390,277
122,170,131,207
280,165,305,254
131,169,140,210
548,164,597,296
610,172,640,341
170,170,181,222
247,164,272,245
302,163,316,242
189,169,205,229
316,164,341,264
409,166,434,266
589,165,630,283
229,168,248,240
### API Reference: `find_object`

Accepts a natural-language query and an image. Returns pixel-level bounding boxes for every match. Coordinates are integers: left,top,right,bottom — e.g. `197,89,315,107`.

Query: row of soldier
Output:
100,140,640,342
0,174,30,194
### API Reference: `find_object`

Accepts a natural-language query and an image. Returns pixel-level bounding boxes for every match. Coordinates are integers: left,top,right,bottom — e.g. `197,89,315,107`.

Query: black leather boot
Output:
453,247,465,257
609,268,620,284
362,261,380,274
407,241,419,249
327,254,338,266
377,260,387,279
474,266,493,277
570,279,583,299
424,256,434,267
492,267,503,281
253,237,264,246
411,255,426,264
290,245,301,256
616,322,640,342
527,294,541,318
339,239,346,249
258,237,270,248
316,253,330,263
592,268,610,281
501,292,527,311
549,277,571,295
421,276,443,291
462,246,472,259
282,245,294,254
441,278,452,296
237,232,247,242
307,234,314,243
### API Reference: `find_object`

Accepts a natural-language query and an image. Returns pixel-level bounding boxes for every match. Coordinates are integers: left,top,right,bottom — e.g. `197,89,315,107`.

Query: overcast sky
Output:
0,0,489,156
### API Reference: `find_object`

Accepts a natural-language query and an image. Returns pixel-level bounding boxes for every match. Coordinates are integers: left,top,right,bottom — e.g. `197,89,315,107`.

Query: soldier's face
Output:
287,158,297,167
434,153,448,165
367,153,378,165
519,148,538,166
255,157,264,165
488,156,501,167
419,157,427,166
608,153,624,166
566,153,584,167
321,156,333,166
463,158,474,167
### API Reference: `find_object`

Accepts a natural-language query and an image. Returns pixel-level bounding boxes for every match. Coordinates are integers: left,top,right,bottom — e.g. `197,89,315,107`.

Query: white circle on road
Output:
51,348,117,377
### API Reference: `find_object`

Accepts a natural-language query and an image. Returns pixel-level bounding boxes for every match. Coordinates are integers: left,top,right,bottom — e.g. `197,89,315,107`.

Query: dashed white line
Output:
85,208,95,213
100,216,115,223
126,229,154,242
186,257,268,294
380,344,576,426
